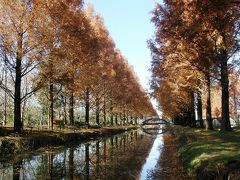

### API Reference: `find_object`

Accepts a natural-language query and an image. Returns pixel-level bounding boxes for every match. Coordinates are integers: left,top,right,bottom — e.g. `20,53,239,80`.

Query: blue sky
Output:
84,0,159,90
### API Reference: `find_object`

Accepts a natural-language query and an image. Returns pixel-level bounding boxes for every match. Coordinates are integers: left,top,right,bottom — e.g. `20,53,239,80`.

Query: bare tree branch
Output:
0,83,14,99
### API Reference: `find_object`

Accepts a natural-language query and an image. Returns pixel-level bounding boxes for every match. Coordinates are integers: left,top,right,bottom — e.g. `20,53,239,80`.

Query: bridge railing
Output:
141,117,169,125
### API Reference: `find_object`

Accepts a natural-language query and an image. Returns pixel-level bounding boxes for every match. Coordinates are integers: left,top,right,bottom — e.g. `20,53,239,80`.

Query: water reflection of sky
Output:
140,132,163,180
1,130,156,179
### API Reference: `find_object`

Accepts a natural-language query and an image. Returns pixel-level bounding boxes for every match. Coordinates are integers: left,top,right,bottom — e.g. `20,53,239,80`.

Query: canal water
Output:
0,129,164,180
140,131,163,180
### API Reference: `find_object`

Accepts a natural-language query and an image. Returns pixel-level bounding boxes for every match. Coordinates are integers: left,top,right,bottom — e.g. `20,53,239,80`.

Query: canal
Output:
0,129,164,180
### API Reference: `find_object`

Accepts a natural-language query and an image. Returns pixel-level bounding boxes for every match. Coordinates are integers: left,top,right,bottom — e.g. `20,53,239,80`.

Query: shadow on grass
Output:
170,126,240,179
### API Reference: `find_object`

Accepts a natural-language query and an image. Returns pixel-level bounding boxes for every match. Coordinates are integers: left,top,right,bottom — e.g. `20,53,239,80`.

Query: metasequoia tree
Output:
84,5,156,126
181,0,239,131
0,1,155,131
0,0,55,132
149,1,204,127
150,0,239,131
38,0,99,128
84,7,116,125
202,0,239,131
60,2,98,127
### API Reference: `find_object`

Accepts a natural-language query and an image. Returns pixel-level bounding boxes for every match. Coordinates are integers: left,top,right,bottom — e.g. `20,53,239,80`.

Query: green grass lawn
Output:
170,126,240,178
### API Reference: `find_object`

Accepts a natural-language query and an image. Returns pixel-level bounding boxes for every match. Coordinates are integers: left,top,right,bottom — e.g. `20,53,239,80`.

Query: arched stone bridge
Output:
141,116,169,126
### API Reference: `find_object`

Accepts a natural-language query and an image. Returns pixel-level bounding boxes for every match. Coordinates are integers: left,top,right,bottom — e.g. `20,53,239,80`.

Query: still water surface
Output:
140,132,163,180
0,129,164,180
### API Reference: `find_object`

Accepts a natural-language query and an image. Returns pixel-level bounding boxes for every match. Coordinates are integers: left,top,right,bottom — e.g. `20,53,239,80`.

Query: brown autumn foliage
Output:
149,0,239,131
0,1,156,132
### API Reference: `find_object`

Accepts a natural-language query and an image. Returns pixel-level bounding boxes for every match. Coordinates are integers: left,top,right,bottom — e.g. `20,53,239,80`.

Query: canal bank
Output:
0,127,197,179
0,129,158,179
168,126,240,179
0,126,138,159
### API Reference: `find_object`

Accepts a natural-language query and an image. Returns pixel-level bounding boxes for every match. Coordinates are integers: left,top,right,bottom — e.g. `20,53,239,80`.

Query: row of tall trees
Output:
150,0,239,131
0,0,155,133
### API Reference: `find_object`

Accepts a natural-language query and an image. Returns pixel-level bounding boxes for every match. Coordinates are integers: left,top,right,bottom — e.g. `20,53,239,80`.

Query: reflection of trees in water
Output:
150,133,190,179
142,126,168,136
89,131,155,179
0,130,156,179
68,148,74,180
95,141,100,175
0,165,14,179
13,160,22,180
85,143,90,180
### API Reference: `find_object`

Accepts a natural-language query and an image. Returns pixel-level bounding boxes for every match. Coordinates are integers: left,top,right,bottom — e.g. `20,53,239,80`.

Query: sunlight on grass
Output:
173,126,240,175
191,152,218,167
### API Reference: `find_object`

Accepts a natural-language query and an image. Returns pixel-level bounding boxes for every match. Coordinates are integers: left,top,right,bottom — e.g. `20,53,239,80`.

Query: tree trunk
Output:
110,106,114,126
40,109,43,129
197,92,204,128
14,32,23,133
85,88,90,127
134,116,138,125
126,114,129,125
115,114,118,125
3,56,7,126
21,77,28,129
63,95,67,125
95,97,100,125
190,92,196,127
233,91,239,126
4,91,7,126
49,84,54,130
123,113,126,126
21,100,26,129
206,75,213,130
103,97,106,126
69,92,74,126
115,137,118,149
221,54,231,131
120,113,122,125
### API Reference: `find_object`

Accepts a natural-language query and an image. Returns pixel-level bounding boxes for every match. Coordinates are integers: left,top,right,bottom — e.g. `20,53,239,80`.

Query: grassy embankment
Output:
0,126,139,159
170,126,240,179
